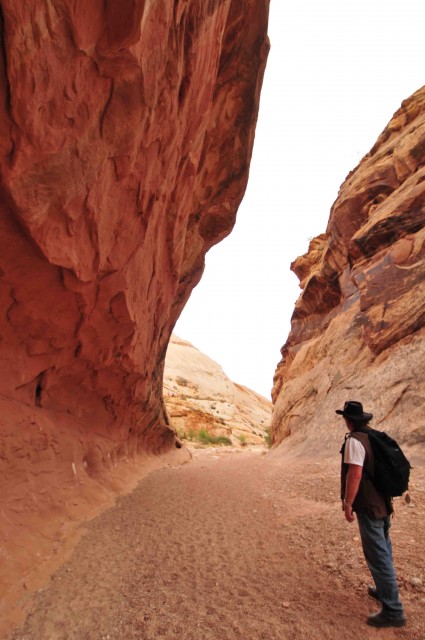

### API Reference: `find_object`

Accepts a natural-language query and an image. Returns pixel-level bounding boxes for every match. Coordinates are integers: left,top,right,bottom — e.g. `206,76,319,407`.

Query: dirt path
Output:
10,447,425,640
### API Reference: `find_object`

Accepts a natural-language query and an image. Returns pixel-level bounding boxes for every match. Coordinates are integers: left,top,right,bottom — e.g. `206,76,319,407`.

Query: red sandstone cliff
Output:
0,0,269,624
272,86,425,452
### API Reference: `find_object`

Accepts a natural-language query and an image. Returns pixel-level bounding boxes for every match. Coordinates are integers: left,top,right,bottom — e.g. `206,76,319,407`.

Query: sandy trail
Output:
10,446,425,640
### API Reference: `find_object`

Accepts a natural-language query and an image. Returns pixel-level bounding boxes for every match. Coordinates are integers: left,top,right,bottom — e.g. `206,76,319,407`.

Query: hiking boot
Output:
367,610,406,628
367,586,379,600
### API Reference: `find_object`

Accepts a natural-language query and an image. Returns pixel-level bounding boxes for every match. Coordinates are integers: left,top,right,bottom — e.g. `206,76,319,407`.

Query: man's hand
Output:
344,500,355,523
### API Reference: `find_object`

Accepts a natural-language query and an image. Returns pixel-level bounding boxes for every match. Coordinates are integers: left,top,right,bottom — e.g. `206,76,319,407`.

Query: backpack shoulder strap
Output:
346,430,375,480
349,429,371,449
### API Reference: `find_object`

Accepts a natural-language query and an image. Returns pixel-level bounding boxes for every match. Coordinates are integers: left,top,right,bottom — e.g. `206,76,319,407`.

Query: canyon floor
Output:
8,445,425,640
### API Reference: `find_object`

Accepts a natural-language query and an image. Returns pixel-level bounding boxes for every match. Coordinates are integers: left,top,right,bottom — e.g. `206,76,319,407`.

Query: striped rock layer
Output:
272,87,425,452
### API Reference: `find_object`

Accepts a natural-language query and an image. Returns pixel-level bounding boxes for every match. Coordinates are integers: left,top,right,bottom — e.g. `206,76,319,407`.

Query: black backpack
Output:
354,427,411,497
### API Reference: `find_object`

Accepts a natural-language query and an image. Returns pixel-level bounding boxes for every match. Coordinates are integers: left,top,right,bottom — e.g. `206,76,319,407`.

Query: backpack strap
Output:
346,430,375,481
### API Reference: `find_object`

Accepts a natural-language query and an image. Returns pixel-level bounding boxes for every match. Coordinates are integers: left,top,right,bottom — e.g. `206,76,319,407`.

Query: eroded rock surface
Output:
272,86,425,452
0,0,269,628
164,335,271,445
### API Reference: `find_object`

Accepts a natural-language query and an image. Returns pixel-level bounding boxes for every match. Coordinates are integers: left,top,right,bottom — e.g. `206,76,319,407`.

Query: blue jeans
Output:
357,512,404,618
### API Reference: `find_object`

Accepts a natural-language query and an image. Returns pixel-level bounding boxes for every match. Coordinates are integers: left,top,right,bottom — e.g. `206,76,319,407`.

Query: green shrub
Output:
175,427,232,446
197,428,231,446
210,435,232,446
238,434,247,447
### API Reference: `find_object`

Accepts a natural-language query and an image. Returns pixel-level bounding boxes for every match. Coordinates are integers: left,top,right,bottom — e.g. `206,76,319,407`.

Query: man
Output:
336,400,406,628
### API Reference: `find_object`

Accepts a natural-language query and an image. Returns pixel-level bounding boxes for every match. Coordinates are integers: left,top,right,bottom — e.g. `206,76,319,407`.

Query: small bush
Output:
198,428,231,446
175,427,232,446
211,436,232,446
238,434,247,447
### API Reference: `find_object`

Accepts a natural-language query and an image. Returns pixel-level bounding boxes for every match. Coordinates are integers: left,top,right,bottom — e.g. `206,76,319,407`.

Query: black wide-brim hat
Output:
335,400,373,422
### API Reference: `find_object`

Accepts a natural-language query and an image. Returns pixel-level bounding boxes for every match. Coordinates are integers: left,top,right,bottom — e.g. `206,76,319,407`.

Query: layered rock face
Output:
0,0,269,619
272,87,425,452
0,3,269,474
164,335,271,445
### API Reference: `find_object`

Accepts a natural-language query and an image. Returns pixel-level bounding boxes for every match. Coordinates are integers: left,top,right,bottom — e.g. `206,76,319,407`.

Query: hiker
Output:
336,400,406,628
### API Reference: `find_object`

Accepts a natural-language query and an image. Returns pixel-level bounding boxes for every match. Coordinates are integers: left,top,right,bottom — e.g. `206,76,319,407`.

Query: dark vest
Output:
341,430,392,519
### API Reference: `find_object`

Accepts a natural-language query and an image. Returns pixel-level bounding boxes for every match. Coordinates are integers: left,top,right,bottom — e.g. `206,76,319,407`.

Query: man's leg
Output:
356,512,405,620
384,516,393,559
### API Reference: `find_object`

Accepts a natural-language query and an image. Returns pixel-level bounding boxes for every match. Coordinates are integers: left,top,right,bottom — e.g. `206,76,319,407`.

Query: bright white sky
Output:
174,0,425,399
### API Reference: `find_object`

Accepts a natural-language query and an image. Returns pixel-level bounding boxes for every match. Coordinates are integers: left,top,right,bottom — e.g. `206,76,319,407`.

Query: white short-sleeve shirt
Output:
344,437,366,466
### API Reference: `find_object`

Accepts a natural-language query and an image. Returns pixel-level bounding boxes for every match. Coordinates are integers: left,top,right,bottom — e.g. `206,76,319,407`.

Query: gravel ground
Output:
9,445,425,639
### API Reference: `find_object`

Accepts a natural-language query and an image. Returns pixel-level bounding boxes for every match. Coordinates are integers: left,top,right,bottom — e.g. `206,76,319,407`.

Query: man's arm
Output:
344,464,363,523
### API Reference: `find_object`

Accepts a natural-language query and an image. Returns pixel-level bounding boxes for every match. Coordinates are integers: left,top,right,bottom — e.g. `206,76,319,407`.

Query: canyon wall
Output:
0,0,269,456
0,0,269,625
164,335,271,445
272,86,425,454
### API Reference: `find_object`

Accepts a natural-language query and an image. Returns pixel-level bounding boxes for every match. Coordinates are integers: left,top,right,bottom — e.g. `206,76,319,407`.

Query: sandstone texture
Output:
0,0,269,624
164,335,271,445
272,86,425,453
